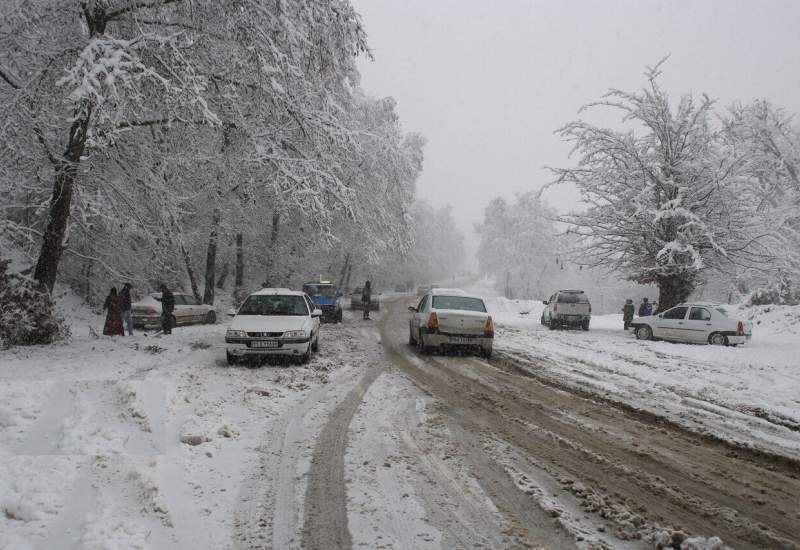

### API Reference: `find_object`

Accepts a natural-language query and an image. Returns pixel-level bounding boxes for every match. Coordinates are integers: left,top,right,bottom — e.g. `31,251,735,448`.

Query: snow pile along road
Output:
484,296,800,461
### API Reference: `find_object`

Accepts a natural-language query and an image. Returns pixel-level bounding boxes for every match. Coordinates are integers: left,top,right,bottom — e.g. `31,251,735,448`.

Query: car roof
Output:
675,302,723,308
430,288,484,300
557,289,586,293
251,288,301,296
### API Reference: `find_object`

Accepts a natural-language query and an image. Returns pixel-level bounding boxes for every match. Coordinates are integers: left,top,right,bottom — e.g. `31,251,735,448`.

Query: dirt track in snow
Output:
377,298,800,549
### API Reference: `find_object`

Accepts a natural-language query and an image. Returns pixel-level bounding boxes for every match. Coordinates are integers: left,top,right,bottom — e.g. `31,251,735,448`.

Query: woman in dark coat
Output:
103,287,125,336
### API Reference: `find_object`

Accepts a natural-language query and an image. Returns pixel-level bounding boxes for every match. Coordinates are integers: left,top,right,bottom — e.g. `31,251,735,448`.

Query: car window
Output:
431,296,487,312
662,306,689,320
557,292,588,303
689,307,711,321
238,295,309,316
174,295,187,306
303,285,338,298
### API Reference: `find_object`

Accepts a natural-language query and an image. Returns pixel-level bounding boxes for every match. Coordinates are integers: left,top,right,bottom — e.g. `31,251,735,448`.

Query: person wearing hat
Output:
622,299,635,330
119,282,134,336
638,297,653,317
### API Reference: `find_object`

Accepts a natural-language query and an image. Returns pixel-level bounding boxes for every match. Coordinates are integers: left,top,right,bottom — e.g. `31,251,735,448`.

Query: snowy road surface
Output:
2,297,799,549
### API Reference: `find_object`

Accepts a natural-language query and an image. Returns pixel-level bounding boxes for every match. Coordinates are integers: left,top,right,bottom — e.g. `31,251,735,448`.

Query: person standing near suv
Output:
155,284,176,334
622,299,635,330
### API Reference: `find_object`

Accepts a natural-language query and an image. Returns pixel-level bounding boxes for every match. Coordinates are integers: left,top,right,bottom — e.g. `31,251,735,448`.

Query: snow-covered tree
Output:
547,60,779,311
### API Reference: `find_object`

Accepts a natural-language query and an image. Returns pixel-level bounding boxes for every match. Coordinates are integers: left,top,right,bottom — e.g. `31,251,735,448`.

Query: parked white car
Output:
408,288,494,358
225,288,321,365
132,292,216,329
631,303,752,346
541,290,592,330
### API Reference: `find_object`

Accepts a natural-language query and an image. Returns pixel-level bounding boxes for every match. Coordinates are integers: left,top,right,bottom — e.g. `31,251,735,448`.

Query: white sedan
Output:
225,288,321,365
631,303,752,346
132,292,216,329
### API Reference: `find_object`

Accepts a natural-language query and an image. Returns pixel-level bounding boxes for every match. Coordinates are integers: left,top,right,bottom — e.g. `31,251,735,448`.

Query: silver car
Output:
631,303,753,346
132,292,216,329
408,288,493,358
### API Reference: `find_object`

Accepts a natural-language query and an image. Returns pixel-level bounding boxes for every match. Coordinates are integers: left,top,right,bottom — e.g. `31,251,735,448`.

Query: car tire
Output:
548,318,557,330
226,351,237,366
418,330,430,355
581,320,590,331
206,311,216,324
709,332,728,346
481,346,493,359
635,325,653,341
540,314,546,326
311,334,319,352
299,346,311,364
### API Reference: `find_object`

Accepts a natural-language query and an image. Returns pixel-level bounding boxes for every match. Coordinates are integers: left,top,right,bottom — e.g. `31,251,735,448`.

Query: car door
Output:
411,295,428,334
183,294,202,322
654,306,690,340
685,307,713,343
304,295,319,337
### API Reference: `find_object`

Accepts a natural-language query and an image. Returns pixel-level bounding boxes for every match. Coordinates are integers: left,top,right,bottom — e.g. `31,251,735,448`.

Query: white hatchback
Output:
225,289,321,365
631,303,752,346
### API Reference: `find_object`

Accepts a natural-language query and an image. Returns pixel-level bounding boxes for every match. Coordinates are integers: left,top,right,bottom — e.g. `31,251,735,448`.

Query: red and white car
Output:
631,303,752,346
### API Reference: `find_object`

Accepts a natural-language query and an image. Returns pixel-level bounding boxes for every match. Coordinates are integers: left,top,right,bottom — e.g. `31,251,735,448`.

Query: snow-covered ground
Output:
483,295,800,460
0,293,362,549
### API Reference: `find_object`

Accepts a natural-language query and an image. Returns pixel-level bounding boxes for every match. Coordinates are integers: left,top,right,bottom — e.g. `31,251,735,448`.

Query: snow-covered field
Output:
484,295,800,460
0,295,362,549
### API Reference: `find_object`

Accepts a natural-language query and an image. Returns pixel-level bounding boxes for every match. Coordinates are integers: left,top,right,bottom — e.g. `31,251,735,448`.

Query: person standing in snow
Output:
155,284,176,334
638,297,653,317
362,281,372,320
102,287,125,336
622,299,635,330
119,282,133,336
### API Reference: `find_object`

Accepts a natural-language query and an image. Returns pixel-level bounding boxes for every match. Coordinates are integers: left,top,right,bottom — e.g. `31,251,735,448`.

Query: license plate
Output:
448,337,474,344
251,340,279,348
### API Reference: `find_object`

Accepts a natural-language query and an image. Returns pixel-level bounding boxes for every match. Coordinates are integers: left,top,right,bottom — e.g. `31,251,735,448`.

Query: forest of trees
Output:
0,0,463,345
478,61,800,312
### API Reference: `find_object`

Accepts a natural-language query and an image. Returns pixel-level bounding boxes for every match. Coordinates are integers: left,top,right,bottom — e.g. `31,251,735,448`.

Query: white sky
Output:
352,0,800,254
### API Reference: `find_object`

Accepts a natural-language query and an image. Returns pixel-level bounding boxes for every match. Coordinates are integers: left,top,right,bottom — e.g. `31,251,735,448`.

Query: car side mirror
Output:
408,306,417,312
311,309,323,318
658,314,663,319
226,308,237,317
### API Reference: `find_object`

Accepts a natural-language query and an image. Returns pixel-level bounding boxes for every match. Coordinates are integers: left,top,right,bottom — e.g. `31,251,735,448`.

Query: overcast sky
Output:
351,0,800,253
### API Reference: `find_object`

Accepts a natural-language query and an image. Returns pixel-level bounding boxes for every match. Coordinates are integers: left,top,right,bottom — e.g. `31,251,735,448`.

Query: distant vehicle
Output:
350,286,380,312
302,279,343,323
225,288,321,365
541,290,592,330
132,292,216,330
408,288,493,358
630,303,752,346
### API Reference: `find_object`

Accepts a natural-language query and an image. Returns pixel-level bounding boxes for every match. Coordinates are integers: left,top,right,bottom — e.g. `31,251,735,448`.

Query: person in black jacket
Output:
119,282,133,336
362,281,372,320
155,284,176,334
622,299,635,330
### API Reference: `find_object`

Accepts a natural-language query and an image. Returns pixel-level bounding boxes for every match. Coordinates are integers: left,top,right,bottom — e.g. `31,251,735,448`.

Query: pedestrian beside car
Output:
362,281,372,320
155,284,176,334
638,297,653,317
622,299,635,330
102,287,125,336
119,282,133,336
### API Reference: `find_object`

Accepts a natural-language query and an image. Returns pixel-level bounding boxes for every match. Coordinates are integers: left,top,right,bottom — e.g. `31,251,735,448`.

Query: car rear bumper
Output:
226,338,310,357
552,314,590,325
133,315,162,328
424,333,492,349
725,333,751,345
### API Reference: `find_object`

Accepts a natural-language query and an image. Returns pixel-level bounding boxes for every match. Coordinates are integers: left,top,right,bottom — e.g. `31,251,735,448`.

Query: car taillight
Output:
485,316,494,335
737,321,744,335
427,312,439,331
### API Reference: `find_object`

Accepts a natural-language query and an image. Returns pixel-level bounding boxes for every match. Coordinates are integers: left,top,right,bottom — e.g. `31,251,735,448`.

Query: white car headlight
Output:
227,329,247,338
283,330,307,339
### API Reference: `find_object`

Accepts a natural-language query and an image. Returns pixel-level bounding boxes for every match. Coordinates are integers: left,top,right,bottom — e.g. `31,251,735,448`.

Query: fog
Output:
352,0,800,256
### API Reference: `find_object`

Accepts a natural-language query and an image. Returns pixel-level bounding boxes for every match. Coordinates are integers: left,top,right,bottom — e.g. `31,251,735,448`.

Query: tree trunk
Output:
202,208,221,304
656,275,694,313
33,102,93,293
343,263,353,294
235,233,244,289
217,262,229,289
264,212,280,285
338,253,350,287
180,242,201,302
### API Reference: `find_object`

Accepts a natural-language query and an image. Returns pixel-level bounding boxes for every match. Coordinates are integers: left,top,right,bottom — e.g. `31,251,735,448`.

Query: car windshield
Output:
238,295,308,316
303,285,337,298
557,292,588,303
431,296,487,312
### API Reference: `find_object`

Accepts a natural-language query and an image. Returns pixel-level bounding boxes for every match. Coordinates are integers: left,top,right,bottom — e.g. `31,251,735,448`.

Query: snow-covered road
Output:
2,296,799,549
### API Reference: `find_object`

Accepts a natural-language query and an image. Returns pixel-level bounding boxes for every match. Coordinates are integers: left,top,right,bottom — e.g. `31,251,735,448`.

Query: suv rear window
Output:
557,292,588,303
431,296,487,312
